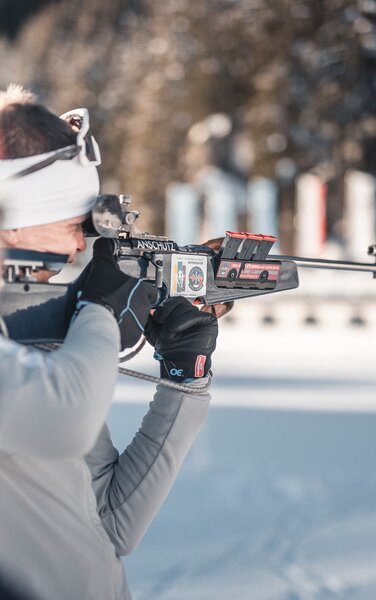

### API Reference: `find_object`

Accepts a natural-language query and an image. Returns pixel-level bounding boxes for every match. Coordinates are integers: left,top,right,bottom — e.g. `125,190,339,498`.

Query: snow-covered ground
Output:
108,305,376,600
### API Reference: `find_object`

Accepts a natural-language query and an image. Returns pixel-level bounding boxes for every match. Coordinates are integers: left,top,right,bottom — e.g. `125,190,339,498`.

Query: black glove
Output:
79,237,157,348
144,297,218,381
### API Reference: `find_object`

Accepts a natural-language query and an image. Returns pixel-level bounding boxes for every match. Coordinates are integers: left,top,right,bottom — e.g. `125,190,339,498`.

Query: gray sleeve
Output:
85,382,210,556
0,304,120,459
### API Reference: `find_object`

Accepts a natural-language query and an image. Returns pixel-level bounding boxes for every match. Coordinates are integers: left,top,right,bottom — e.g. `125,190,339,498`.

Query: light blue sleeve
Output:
0,304,120,459
86,381,210,556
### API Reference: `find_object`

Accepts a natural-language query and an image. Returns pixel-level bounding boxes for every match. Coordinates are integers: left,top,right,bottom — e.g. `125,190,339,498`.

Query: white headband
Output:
0,150,99,229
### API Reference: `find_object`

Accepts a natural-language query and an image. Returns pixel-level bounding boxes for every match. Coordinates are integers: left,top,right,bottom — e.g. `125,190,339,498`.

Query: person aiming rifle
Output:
0,84,218,600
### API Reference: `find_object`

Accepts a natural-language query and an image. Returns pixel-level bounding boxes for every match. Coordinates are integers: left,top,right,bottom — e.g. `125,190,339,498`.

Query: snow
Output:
108,302,376,599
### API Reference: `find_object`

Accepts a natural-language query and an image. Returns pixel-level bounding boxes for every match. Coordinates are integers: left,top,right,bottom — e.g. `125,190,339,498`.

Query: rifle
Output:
2,194,376,345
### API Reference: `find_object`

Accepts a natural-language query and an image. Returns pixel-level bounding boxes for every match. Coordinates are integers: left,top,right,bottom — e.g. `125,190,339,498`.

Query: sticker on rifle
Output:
171,254,207,297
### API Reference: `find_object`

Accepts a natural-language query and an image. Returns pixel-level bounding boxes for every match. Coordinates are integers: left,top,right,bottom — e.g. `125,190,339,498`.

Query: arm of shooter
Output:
0,304,120,459
85,381,210,556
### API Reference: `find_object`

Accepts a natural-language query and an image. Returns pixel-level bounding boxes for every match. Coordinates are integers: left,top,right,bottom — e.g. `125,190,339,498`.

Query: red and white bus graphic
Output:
215,231,280,289
216,260,280,288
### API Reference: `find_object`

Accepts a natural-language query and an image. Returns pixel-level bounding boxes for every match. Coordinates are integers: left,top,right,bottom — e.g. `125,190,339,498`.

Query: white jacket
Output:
0,304,210,599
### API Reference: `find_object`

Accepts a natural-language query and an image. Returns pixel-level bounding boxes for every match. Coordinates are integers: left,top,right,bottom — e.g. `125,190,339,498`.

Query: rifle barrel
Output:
270,255,376,275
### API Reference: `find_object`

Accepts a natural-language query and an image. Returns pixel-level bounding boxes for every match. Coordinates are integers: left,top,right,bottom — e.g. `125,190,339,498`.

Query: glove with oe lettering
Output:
144,297,218,381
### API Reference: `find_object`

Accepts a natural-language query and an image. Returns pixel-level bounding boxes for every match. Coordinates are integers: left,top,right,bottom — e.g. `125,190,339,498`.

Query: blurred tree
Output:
0,0,61,39
0,0,374,239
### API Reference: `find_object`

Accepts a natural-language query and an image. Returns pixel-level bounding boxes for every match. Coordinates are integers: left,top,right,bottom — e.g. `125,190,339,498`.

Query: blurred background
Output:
0,0,375,251
2,1,376,598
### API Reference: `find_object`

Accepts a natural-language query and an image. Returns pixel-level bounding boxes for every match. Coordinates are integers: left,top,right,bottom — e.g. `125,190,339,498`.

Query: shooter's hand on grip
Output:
144,297,218,382
79,237,157,348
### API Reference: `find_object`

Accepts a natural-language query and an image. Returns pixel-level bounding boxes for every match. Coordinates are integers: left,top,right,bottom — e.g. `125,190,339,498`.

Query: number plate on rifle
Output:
170,254,207,298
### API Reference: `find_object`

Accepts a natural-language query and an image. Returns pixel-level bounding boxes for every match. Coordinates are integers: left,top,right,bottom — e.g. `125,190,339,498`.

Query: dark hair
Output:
0,86,76,159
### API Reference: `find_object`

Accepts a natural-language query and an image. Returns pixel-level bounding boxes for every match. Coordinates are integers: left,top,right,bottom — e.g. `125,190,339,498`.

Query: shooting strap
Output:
31,341,212,395
117,366,212,394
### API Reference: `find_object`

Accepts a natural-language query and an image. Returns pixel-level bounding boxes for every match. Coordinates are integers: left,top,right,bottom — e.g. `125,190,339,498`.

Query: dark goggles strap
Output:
8,145,80,181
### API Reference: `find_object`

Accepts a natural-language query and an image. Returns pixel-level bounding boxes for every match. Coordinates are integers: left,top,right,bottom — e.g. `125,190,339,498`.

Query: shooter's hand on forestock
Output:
144,297,218,382
79,237,157,349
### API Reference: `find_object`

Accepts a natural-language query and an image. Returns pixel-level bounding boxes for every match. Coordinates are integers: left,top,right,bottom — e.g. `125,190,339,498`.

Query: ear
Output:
0,229,19,247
